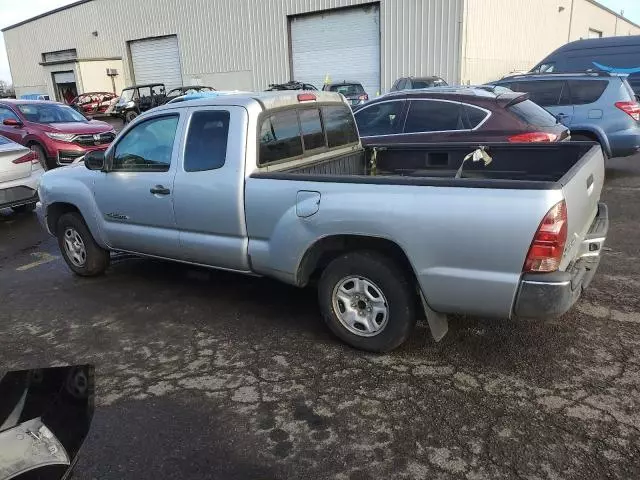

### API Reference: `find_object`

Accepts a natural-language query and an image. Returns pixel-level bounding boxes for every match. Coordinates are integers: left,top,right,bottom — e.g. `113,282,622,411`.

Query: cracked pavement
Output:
1,154,639,479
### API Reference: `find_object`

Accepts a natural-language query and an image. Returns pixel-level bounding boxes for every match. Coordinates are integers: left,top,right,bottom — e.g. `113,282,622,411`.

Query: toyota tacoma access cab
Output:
36,91,609,352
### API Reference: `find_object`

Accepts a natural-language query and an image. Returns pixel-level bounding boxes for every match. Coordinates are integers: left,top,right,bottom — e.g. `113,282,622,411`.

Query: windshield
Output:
329,84,365,96
412,78,447,89
17,103,87,123
119,89,136,103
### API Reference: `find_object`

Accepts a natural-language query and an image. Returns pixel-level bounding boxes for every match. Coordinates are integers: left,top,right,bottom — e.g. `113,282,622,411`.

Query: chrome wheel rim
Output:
63,227,87,267
332,276,389,337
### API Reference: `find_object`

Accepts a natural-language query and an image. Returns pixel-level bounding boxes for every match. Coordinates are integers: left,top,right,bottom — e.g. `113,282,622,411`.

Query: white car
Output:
0,135,43,213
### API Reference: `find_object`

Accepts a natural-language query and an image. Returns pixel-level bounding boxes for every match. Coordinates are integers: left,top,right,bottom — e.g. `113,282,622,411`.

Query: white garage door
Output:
130,36,183,90
290,6,380,97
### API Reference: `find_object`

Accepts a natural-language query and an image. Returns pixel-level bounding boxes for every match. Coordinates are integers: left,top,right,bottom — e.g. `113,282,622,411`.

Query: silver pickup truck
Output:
36,91,609,352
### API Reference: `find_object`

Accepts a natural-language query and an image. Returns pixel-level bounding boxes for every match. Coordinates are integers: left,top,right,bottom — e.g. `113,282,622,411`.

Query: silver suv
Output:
493,72,640,158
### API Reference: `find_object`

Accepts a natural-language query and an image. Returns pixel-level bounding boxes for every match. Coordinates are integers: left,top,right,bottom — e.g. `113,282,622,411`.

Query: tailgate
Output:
0,144,32,183
560,145,605,270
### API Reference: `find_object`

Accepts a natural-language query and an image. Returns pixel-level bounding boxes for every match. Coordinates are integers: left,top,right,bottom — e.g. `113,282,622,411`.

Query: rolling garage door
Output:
130,36,183,90
290,5,380,97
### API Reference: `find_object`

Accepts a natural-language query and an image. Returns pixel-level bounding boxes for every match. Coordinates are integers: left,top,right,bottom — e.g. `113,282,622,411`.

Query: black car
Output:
112,83,167,123
390,76,448,92
322,81,369,107
265,81,318,91
165,85,216,102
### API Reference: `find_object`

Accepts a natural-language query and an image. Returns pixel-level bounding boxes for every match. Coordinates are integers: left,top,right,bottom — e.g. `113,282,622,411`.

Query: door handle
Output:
150,185,171,195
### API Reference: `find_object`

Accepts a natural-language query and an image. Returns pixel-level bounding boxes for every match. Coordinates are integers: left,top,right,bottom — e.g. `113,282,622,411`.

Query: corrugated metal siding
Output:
3,0,462,95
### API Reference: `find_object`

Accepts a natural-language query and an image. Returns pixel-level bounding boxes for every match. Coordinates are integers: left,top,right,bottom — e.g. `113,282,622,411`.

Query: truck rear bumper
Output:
513,202,608,318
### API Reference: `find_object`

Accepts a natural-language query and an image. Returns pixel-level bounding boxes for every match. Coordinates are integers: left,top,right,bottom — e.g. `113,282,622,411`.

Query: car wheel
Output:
11,203,36,213
318,251,416,352
30,144,53,170
57,212,110,277
125,111,138,124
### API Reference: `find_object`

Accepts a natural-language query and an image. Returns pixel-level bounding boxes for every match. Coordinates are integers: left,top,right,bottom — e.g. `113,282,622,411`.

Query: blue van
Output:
531,35,640,93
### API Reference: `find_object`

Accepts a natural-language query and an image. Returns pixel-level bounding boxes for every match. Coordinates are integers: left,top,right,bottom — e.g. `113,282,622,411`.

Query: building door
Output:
290,5,381,96
130,35,183,90
53,71,78,104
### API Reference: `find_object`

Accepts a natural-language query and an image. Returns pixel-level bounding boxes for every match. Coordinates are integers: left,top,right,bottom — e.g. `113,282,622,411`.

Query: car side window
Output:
354,101,405,137
259,110,303,165
507,81,565,107
463,105,489,129
566,80,608,105
404,100,464,133
0,106,20,122
184,111,230,172
112,115,179,172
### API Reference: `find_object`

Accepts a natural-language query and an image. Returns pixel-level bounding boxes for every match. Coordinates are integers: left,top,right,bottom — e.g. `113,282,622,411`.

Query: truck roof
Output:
153,90,347,113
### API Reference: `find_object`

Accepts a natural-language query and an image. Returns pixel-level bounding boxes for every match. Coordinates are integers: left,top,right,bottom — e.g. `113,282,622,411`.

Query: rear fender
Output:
570,125,611,157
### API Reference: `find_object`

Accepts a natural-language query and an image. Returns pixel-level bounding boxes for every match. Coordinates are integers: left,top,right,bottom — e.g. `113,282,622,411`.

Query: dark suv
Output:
322,81,369,107
352,87,569,145
390,76,448,92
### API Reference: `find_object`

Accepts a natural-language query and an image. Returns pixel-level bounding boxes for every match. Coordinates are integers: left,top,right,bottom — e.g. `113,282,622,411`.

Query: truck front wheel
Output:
57,213,110,276
318,251,416,352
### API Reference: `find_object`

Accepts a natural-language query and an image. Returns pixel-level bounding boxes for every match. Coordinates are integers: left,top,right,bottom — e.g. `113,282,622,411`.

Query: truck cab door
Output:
171,105,251,272
92,112,185,257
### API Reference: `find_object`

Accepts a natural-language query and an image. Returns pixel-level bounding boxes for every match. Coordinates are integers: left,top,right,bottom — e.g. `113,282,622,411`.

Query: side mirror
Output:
84,150,105,171
3,118,22,127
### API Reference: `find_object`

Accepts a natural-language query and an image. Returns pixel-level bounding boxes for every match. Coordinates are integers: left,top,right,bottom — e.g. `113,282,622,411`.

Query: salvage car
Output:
70,92,118,116
112,83,167,123
0,134,42,212
0,100,116,169
322,81,369,106
36,91,608,352
390,76,448,91
353,87,569,146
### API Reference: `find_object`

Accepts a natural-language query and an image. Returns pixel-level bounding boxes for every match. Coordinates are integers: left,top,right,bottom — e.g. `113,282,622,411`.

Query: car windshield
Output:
119,89,136,102
329,84,364,96
17,103,87,123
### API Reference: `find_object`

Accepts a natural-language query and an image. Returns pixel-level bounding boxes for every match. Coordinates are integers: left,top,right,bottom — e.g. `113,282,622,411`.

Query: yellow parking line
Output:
16,252,59,271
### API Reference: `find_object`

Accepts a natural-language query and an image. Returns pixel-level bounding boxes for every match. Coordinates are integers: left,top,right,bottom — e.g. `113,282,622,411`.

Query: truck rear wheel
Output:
57,212,110,277
318,251,416,352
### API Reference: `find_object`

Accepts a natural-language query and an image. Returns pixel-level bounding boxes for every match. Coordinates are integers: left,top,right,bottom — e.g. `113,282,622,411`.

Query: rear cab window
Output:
258,104,358,166
507,99,559,127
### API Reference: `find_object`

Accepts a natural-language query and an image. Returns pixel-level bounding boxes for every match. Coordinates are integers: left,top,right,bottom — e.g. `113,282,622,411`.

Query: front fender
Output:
39,169,108,248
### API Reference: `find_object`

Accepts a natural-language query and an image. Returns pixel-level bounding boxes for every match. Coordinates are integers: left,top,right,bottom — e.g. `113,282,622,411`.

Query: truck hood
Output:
41,121,113,134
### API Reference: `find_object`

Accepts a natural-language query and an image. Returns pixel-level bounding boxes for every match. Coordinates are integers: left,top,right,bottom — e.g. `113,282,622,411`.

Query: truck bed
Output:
256,142,598,190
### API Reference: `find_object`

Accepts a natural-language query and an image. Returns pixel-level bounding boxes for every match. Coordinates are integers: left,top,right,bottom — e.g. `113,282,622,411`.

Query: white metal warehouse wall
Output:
2,0,463,97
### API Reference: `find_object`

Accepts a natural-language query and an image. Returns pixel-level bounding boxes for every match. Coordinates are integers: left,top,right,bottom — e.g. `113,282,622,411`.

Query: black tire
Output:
318,251,416,352
11,203,36,213
57,212,110,277
30,143,54,170
125,111,138,124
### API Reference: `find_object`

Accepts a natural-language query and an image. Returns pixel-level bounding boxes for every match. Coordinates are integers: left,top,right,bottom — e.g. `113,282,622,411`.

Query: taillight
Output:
524,200,568,273
615,101,640,121
297,93,316,102
12,151,40,165
358,94,369,101
508,132,558,143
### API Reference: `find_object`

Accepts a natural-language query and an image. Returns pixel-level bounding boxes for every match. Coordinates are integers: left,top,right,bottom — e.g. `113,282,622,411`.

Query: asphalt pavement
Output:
1,153,639,479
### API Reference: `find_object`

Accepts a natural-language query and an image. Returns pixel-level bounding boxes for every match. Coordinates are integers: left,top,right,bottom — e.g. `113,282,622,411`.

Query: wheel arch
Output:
46,202,82,235
570,126,611,157
296,235,418,288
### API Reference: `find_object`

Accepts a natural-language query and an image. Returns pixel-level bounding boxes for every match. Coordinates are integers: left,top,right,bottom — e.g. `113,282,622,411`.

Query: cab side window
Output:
113,115,179,172
184,111,230,172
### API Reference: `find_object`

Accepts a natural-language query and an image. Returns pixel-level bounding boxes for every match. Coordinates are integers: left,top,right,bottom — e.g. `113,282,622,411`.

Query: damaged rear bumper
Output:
513,202,608,318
